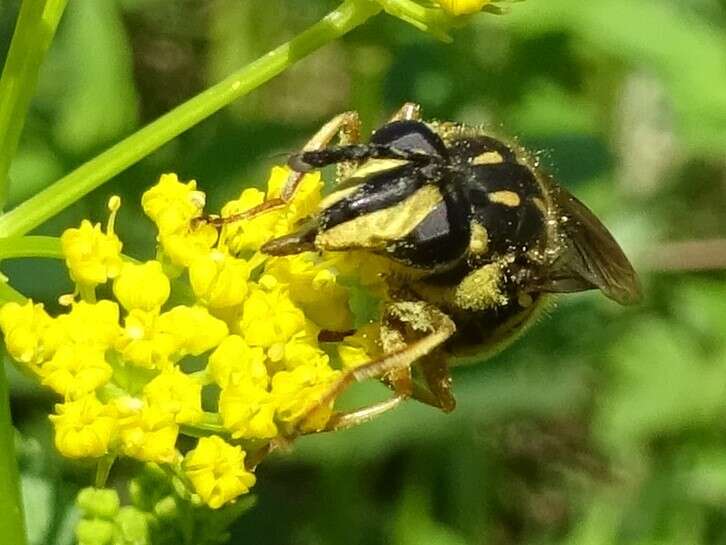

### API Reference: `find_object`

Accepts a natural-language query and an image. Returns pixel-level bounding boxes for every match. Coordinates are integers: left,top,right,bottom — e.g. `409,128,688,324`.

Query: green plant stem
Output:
0,235,62,259
0,0,68,211
0,352,26,545
377,0,454,40
0,3,68,542
0,0,383,239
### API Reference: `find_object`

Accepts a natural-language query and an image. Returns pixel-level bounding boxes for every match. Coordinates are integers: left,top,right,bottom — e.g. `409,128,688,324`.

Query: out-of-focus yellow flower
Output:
41,344,113,398
189,250,250,308
61,219,123,287
0,300,59,367
272,364,340,433
239,284,306,348
265,255,352,331
114,397,179,464
437,0,491,15
50,395,116,458
157,305,228,357
337,324,381,369
219,383,277,440
56,300,121,348
183,436,256,509
113,261,170,311
116,309,177,369
143,367,202,424
208,335,268,389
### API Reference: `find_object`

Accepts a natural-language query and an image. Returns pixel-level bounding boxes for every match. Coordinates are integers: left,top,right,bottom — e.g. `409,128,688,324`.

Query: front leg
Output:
207,110,362,226
387,102,422,122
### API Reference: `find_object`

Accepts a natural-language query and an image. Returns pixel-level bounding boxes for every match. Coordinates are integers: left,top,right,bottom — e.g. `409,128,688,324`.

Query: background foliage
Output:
3,0,726,544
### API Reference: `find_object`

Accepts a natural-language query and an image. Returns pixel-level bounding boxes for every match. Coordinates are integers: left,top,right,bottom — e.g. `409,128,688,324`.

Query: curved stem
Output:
0,0,68,211
0,0,382,238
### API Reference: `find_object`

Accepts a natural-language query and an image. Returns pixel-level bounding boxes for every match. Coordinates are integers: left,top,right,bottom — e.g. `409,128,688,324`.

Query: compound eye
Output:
370,120,449,159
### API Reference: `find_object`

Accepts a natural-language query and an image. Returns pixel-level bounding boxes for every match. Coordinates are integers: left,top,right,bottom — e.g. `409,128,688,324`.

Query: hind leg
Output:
289,301,456,436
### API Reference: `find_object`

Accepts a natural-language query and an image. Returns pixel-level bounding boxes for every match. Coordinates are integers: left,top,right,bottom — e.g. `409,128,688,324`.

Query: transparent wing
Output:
531,185,642,305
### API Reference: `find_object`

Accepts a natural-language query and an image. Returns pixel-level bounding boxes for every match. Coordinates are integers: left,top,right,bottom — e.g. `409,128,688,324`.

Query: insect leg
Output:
387,102,422,122
321,395,407,432
288,144,434,172
416,352,456,412
291,301,456,435
206,111,361,226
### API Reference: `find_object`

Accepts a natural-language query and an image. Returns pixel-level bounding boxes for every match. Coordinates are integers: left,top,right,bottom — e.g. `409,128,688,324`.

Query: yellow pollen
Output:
469,222,489,255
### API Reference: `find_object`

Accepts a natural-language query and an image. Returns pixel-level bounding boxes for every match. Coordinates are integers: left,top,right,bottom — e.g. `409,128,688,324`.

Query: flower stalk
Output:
0,0,383,239
0,349,26,545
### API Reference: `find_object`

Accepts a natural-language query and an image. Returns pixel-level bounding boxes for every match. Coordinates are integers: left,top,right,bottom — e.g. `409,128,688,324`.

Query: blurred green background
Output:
3,0,726,544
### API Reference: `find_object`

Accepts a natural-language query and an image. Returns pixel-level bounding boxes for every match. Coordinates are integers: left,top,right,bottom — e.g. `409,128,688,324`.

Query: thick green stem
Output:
0,353,26,545
0,3,68,543
0,0,382,238
0,0,68,211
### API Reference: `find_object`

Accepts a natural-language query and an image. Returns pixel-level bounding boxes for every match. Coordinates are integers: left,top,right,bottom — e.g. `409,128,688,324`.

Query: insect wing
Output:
534,185,642,305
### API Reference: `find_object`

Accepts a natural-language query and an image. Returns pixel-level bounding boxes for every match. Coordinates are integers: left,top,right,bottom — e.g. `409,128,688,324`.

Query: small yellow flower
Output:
114,397,179,464
183,436,256,509
219,383,278,440
61,215,123,288
144,367,202,424
157,305,228,357
265,255,352,331
207,335,268,389
337,324,381,369
437,0,491,15
113,261,170,311
159,225,218,269
116,309,177,369
239,285,306,348
0,300,59,367
220,187,280,254
272,364,340,432
142,173,206,235
189,250,250,308
142,173,218,267
56,300,121,348
220,166,323,254
41,344,113,398
50,395,116,458
281,335,330,372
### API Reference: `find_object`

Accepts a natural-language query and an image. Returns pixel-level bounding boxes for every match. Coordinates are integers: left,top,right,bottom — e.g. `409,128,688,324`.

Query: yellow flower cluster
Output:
0,167,383,510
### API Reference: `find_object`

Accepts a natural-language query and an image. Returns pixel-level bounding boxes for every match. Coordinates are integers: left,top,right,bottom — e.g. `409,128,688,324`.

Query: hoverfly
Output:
240,103,641,432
